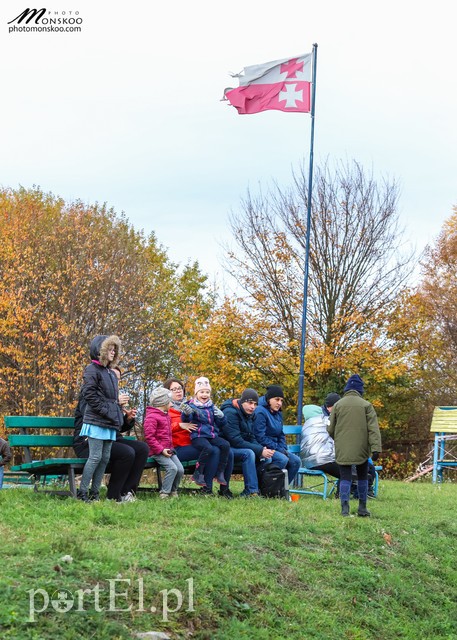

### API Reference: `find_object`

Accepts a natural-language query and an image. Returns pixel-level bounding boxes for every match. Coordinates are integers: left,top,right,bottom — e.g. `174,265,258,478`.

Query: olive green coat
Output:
328,390,382,465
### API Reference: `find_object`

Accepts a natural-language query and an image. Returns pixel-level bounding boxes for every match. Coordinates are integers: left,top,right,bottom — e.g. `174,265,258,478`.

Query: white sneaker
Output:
170,491,179,498
159,493,170,500
121,491,137,503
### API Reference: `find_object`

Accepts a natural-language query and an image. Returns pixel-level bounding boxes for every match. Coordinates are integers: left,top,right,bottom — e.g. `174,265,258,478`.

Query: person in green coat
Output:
328,374,382,517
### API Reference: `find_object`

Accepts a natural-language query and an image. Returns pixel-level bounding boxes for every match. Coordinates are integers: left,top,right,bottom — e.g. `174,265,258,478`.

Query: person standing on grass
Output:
143,387,184,500
253,384,301,485
0,436,12,489
328,374,382,517
180,377,231,490
73,365,148,503
164,378,234,498
221,388,274,497
77,335,125,503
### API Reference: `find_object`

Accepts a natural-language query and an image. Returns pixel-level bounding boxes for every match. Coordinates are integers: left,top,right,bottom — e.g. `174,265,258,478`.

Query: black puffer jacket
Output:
73,393,134,448
81,335,124,430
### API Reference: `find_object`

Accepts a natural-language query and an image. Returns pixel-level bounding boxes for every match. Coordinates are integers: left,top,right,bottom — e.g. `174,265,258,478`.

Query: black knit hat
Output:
240,388,259,404
324,392,341,408
265,385,284,402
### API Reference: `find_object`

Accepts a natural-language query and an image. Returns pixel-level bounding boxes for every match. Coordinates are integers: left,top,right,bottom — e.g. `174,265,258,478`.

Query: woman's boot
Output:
340,479,351,516
357,480,371,517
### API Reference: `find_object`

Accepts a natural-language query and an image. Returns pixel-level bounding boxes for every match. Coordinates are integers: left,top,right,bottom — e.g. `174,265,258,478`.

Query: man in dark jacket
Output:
221,388,274,497
328,374,382,517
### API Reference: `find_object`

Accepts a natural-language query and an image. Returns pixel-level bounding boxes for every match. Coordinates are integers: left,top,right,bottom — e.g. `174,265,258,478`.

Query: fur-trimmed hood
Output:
89,334,121,367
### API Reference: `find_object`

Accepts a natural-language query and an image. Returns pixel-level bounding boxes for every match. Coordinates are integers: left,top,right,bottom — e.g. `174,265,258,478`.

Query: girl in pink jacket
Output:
144,387,184,499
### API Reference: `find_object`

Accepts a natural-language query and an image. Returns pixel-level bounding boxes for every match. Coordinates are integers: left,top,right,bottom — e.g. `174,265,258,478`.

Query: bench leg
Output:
156,465,163,491
68,468,77,497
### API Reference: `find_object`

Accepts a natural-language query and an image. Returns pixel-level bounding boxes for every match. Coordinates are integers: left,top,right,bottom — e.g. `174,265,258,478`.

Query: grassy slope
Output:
0,480,456,640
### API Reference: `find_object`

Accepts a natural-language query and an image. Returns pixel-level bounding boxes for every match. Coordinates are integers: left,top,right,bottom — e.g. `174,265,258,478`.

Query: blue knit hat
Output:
344,374,364,395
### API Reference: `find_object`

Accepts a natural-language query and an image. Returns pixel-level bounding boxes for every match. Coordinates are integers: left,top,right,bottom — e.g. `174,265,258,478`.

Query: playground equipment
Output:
430,406,457,483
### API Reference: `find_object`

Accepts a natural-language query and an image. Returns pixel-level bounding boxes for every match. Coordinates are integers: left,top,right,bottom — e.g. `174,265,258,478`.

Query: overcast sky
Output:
1,0,455,285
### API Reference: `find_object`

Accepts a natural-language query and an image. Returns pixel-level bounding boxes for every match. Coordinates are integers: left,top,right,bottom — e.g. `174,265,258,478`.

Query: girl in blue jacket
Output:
180,377,230,488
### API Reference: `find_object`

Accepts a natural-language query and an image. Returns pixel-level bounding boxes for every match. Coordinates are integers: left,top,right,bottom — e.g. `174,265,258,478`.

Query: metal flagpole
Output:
296,42,318,425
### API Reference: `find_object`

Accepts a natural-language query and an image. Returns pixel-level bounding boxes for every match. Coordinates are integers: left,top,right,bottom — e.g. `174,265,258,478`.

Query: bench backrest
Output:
283,425,302,455
4,416,75,429
4,416,76,463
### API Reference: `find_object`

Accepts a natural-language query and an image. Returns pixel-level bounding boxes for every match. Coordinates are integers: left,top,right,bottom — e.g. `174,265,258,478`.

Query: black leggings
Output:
312,462,341,478
339,460,368,482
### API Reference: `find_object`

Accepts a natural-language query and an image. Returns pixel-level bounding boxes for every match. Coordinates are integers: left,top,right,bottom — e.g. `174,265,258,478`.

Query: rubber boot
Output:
340,479,351,517
215,467,227,485
192,463,206,486
357,480,371,517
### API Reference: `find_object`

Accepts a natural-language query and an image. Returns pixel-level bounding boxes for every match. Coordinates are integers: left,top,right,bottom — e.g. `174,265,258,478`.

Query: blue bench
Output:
284,425,338,500
283,425,381,500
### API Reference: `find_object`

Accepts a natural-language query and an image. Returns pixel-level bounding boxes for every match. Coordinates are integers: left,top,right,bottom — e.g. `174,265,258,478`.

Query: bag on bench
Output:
258,464,287,499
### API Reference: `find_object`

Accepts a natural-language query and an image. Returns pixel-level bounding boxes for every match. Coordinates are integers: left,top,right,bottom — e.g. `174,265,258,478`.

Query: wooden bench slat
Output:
8,435,75,446
4,416,75,429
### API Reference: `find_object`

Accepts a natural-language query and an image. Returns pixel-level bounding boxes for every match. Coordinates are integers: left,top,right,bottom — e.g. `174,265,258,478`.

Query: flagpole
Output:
296,42,318,425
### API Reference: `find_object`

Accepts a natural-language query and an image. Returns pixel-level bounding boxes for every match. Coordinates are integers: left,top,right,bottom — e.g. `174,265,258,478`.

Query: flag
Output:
224,53,312,115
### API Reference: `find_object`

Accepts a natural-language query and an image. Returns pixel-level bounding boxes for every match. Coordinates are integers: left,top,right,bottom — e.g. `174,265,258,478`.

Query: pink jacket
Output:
143,406,173,456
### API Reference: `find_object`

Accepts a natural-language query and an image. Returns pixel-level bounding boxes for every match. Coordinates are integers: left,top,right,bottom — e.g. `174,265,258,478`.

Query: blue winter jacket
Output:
181,401,226,440
253,395,287,453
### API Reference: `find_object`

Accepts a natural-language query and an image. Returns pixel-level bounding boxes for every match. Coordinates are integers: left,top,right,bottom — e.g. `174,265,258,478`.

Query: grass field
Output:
1,479,456,640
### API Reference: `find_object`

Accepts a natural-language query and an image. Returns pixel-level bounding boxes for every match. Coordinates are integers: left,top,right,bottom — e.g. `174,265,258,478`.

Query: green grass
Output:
1,480,456,640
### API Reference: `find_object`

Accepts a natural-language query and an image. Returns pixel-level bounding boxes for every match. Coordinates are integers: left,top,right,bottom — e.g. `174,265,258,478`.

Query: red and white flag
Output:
224,53,312,115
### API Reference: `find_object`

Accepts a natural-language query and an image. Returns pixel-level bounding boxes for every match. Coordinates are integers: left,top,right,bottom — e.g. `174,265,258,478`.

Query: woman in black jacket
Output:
77,335,125,502
73,365,148,502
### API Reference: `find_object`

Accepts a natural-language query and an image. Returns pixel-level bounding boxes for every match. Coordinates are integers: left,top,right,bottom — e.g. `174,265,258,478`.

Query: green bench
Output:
5,416,87,497
2,470,34,488
4,414,192,497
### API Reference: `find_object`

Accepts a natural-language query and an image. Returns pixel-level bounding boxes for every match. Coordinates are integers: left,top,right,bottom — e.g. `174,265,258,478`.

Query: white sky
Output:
1,0,455,285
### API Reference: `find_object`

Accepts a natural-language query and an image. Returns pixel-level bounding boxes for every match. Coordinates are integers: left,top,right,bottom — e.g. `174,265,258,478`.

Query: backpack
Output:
258,464,288,499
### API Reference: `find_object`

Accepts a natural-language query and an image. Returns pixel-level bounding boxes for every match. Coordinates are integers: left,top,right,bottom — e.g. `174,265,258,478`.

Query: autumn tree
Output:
0,186,208,420
386,206,457,445
225,160,415,410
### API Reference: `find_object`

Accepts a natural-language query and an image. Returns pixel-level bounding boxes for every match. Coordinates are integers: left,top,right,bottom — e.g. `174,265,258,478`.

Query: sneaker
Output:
120,491,137,503
192,471,207,487
170,491,179,498
76,490,90,503
88,490,100,502
240,490,259,498
215,471,227,486
218,487,234,499
367,489,376,499
159,493,170,500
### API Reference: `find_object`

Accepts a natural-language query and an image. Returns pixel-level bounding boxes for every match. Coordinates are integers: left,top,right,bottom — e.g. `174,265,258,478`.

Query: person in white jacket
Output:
300,404,340,478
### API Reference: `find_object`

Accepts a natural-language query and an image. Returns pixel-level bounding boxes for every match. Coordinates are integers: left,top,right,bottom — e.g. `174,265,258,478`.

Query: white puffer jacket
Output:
300,414,335,468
